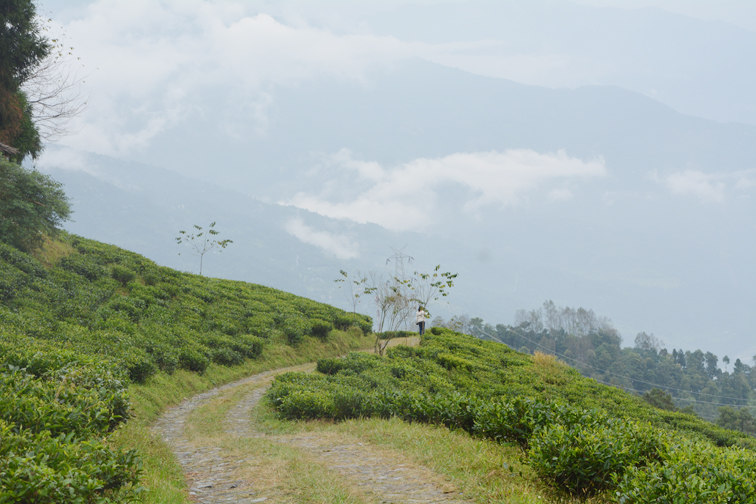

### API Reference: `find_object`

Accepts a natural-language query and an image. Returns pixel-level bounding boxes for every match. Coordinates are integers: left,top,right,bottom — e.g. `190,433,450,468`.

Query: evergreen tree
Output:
0,0,49,160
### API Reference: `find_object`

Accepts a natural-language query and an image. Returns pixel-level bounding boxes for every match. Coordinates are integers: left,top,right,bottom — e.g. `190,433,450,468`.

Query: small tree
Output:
334,269,367,322
365,269,415,356
411,264,457,317
176,222,232,276
0,158,71,251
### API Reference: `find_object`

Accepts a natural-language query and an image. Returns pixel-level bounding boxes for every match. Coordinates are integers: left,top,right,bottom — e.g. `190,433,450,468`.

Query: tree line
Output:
434,300,756,436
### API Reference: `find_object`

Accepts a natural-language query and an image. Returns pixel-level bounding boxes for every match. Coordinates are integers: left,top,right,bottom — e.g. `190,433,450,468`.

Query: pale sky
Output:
31,0,756,361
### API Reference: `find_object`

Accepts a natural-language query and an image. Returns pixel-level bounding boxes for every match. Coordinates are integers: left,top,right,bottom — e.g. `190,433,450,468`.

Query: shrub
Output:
0,159,72,252
212,347,244,366
283,318,310,345
277,389,335,420
473,398,589,449
58,254,106,281
142,271,160,286
235,334,265,359
346,325,364,339
310,318,333,340
111,264,136,287
246,314,275,338
120,348,157,384
528,420,663,496
616,439,756,504
0,421,143,504
0,242,47,279
178,347,209,374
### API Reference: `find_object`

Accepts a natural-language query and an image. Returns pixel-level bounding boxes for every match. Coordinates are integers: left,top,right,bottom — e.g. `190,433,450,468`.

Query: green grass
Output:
265,329,756,502
0,234,374,503
113,330,372,504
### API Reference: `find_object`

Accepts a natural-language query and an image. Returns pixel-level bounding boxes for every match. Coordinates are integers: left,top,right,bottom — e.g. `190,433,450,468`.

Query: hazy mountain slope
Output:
40,61,756,362
42,152,484,314
128,60,756,195
358,0,756,125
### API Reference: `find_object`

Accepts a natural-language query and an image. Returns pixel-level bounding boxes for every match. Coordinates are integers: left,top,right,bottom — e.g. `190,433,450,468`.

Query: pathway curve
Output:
153,369,282,503
154,348,473,503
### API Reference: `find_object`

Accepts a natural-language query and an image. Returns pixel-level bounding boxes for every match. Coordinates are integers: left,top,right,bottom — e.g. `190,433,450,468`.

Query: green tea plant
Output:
0,233,372,503
615,439,756,503
266,327,755,500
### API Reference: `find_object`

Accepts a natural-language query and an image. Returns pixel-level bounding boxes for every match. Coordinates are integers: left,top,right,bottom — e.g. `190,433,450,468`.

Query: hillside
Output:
0,234,372,502
267,329,756,501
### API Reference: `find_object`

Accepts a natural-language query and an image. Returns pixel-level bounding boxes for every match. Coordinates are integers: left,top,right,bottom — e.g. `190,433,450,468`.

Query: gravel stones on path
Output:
154,369,281,503
154,361,474,503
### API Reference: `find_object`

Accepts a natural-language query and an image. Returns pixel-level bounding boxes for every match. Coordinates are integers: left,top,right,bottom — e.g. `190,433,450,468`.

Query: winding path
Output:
153,361,473,503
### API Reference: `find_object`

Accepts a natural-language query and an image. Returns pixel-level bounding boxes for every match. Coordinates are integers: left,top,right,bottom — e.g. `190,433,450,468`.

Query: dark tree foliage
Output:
643,388,677,412
3,90,41,161
0,0,49,160
0,158,71,251
0,0,49,89
718,406,756,436
463,301,756,436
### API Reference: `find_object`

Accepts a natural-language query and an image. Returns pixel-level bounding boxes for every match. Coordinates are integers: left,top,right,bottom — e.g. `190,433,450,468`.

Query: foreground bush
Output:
528,420,663,497
0,420,142,504
615,439,756,503
267,329,754,500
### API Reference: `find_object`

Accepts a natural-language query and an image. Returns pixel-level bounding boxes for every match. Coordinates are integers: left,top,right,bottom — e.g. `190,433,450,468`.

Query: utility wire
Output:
477,328,751,407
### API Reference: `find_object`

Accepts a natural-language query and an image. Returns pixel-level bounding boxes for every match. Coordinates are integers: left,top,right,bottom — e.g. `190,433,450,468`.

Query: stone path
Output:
154,355,473,503
153,370,281,503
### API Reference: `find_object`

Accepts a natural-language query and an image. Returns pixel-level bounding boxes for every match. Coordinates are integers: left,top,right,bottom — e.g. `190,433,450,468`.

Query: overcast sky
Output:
32,0,756,361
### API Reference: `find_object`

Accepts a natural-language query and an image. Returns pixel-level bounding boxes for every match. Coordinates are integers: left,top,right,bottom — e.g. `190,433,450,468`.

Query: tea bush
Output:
615,439,756,503
111,264,136,286
0,234,372,502
266,328,755,500
0,422,142,504
0,342,140,503
310,318,333,340
528,420,663,496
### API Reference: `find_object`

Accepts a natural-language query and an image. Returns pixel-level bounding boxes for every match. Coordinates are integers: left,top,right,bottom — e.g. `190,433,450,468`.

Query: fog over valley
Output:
33,0,756,363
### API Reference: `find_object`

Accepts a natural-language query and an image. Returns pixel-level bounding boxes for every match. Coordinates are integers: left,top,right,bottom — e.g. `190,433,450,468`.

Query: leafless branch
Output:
22,51,89,141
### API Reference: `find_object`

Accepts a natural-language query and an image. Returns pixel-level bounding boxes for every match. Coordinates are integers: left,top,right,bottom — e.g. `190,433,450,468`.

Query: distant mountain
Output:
119,60,756,200
40,61,756,363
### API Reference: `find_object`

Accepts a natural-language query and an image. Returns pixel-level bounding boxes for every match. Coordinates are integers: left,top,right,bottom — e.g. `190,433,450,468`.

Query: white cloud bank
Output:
284,218,359,259
657,169,756,203
50,1,460,156
285,149,606,231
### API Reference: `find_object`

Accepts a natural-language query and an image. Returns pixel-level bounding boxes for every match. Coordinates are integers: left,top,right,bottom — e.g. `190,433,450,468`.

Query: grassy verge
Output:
111,329,373,504
251,401,602,504
183,372,370,503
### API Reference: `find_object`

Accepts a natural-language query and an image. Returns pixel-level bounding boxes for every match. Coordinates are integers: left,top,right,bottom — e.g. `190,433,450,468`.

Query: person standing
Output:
416,306,427,335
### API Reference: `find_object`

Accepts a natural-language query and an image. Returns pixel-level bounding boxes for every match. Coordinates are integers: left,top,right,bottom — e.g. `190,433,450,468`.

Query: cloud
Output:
285,149,606,231
52,1,448,156
655,169,756,202
664,171,726,202
284,218,359,259
549,188,574,201
35,146,92,174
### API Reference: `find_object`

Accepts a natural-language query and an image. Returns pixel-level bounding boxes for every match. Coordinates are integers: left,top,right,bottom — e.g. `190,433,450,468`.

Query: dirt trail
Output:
154,340,472,503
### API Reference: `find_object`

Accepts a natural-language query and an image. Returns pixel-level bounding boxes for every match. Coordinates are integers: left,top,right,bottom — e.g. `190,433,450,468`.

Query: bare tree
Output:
21,24,89,141
366,270,414,356
334,269,368,323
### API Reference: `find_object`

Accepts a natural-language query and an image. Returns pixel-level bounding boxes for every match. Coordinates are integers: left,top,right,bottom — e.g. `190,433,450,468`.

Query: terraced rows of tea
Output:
0,234,372,502
2,234,755,503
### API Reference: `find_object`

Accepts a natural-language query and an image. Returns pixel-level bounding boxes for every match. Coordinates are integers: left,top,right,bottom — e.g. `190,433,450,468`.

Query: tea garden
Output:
267,329,756,502
0,235,371,502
